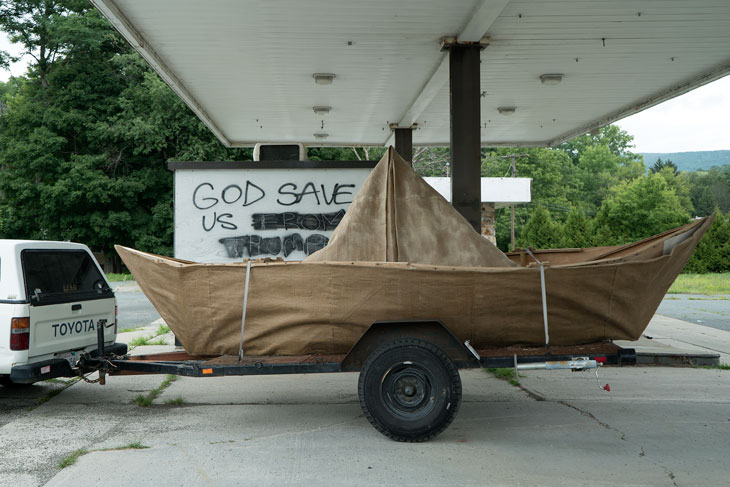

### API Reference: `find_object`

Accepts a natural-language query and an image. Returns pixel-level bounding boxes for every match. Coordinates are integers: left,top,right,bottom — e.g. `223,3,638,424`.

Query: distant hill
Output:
639,150,730,172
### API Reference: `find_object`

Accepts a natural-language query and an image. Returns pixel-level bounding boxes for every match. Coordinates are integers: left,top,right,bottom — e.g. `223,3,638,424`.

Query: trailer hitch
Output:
74,319,120,385
512,355,611,392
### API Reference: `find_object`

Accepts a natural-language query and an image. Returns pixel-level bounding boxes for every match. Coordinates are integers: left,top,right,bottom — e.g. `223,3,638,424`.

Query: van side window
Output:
21,250,112,305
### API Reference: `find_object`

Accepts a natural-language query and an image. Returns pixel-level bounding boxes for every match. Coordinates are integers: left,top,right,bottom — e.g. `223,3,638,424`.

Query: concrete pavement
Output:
617,314,729,365
2,283,729,486
34,366,730,487
15,314,730,486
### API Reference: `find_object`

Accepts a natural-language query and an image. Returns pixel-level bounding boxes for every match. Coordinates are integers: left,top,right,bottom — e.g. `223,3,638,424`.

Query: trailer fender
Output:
340,320,479,372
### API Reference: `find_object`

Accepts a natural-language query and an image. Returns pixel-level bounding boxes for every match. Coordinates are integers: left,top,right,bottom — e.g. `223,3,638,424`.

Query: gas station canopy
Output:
91,0,730,148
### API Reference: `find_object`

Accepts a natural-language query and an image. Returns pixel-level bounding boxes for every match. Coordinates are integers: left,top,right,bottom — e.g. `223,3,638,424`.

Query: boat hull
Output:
116,215,712,356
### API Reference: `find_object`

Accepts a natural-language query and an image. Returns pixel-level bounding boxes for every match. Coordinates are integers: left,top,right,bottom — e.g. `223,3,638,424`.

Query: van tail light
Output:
10,317,30,351
114,306,118,334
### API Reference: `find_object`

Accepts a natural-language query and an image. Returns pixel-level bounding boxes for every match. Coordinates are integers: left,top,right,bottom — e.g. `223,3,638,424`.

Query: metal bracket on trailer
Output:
480,346,636,369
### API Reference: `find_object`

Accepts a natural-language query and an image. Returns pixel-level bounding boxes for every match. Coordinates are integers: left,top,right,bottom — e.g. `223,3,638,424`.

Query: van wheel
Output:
358,338,461,442
0,376,32,388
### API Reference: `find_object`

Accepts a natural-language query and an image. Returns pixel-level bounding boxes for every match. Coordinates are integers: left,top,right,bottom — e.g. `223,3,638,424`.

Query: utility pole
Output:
500,153,528,251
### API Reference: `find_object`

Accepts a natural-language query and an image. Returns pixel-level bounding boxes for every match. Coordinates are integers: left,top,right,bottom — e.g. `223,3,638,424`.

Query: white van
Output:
0,240,126,386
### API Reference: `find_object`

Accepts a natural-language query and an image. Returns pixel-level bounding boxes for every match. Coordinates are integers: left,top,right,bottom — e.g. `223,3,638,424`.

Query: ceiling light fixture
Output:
539,74,564,85
313,106,331,116
313,73,335,85
497,106,516,116
313,132,329,140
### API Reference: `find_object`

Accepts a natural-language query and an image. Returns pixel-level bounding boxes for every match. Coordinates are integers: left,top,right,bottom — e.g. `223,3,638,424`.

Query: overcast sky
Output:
2,31,728,154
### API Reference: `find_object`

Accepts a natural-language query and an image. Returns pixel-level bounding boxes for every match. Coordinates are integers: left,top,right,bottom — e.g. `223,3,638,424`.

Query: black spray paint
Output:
251,209,345,231
219,233,330,258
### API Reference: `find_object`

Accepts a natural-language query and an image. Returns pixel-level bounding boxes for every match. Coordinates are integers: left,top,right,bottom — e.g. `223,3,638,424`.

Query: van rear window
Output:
21,250,112,305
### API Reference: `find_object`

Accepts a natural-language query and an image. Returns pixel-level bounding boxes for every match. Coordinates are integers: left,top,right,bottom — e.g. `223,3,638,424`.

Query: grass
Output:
164,396,186,406
58,442,149,469
486,367,521,386
127,323,171,347
134,374,178,407
704,364,730,370
105,272,134,282
129,336,168,347
668,273,730,295
118,326,144,333
58,448,88,469
97,441,150,452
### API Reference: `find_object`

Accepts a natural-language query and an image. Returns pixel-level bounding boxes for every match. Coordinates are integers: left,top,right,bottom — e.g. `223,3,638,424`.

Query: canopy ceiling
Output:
91,0,730,147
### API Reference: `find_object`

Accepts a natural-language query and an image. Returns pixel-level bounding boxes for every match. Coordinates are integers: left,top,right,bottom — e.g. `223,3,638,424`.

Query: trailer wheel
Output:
358,338,461,442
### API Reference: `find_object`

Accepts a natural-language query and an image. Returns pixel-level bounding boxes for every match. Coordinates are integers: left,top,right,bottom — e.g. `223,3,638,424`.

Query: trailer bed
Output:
97,342,634,378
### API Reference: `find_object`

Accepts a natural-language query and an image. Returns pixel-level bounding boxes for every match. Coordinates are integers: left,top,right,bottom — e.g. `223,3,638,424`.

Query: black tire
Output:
358,338,462,442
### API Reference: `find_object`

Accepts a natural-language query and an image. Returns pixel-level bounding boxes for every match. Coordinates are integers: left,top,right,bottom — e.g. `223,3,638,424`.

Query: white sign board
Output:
173,163,373,262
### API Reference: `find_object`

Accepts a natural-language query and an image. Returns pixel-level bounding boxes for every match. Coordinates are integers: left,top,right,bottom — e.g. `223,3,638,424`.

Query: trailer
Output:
64,319,635,442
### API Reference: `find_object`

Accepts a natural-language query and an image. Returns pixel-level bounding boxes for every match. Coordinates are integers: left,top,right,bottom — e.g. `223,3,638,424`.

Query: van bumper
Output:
9,343,128,384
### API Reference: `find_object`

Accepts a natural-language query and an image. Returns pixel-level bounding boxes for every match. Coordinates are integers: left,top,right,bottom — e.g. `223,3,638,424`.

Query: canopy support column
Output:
394,128,413,165
448,43,482,232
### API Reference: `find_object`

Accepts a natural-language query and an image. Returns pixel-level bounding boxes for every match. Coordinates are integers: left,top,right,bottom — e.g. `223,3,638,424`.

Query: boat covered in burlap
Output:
116,148,713,356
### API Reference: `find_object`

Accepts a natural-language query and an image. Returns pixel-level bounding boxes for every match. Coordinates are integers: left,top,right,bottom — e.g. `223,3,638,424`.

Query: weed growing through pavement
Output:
703,364,730,370
58,442,149,469
127,323,173,348
129,336,168,347
118,326,144,333
134,375,178,407
58,449,88,468
486,367,521,386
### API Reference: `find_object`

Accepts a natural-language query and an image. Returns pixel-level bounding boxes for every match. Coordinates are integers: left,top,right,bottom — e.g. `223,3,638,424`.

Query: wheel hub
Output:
382,364,435,419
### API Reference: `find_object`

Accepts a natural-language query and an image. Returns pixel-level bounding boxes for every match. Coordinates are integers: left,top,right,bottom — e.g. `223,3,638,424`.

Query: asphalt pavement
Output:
656,293,730,332
111,281,161,331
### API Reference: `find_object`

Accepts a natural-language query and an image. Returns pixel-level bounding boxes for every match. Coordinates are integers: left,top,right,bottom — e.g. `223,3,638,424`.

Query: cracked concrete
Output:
0,367,727,486
517,367,730,487
2,285,729,486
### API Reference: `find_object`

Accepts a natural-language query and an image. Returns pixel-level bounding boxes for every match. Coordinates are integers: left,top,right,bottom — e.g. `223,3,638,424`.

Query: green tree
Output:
656,166,694,215
308,146,386,163
0,2,250,260
650,157,679,175
559,208,592,248
687,165,730,216
0,0,95,88
575,144,645,210
558,125,641,166
516,205,563,249
683,211,730,273
593,173,690,244
483,148,581,212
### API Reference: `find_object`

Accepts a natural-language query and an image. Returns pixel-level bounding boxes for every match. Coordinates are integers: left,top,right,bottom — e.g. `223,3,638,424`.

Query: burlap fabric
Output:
116,149,714,356
304,147,515,267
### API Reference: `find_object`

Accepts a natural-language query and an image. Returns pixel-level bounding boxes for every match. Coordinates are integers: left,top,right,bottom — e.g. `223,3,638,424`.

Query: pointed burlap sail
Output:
305,147,516,267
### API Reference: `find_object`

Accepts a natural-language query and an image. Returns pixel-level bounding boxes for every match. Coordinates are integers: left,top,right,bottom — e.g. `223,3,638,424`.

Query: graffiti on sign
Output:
219,233,330,258
173,167,371,262
251,210,345,231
